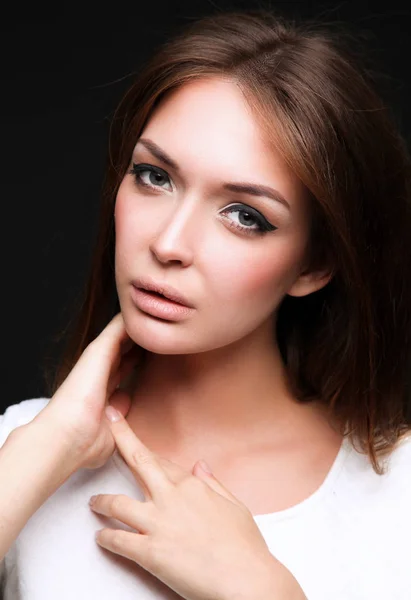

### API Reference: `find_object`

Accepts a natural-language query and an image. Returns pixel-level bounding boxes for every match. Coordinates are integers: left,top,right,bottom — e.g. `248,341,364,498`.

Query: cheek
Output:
114,187,142,275
115,182,162,249
114,184,134,240
206,239,302,309
114,184,152,252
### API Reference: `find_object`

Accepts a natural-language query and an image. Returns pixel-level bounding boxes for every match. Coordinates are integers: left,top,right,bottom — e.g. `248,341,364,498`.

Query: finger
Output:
107,390,132,419
63,313,131,395
86,313,134,379
106,409,171,502
157,456,190,485
107,345,142,397
95,528,149,570
93,312,130,356
89,493,154,534
193,461,245,508
102,318,137,380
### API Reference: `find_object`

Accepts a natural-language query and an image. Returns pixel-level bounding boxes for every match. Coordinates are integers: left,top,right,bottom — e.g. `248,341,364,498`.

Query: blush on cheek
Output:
215,251,289,304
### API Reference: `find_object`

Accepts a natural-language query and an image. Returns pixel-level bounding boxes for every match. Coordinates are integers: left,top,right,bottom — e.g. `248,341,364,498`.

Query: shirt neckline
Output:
111,435,353,524
253,435,352,523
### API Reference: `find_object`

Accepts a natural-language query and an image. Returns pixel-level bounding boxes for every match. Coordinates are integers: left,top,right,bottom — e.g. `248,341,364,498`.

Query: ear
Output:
286,267,333,298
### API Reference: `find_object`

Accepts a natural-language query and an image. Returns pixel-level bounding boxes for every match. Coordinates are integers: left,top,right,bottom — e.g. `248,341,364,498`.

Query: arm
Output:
265,559,308,600
231,555,308,600
0,419,75,560
0,313,141,561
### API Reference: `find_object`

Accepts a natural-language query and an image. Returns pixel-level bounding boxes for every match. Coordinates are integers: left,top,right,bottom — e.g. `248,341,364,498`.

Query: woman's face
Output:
115,77,322,354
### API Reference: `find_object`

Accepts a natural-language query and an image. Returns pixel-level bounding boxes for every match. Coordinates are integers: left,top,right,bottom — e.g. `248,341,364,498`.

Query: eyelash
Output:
128,163,277,237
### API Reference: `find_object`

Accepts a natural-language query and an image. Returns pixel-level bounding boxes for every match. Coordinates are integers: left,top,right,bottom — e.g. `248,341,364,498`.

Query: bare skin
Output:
121,364,343,517
114,76,343,517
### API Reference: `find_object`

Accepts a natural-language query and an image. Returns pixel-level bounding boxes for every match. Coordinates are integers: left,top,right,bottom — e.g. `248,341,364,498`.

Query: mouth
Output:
142,288,164,300
132,277,195,308
137,287,186,306
130,284,195,321
141,289,169,300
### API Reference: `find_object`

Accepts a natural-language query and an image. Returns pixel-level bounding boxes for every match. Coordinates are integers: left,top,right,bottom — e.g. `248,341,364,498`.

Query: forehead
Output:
139,77,308,214
147,77,259,140
142,77,274,163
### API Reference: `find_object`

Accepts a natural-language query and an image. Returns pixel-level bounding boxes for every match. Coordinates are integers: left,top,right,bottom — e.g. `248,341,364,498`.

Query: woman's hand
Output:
88,408,307,600
35,312,143,471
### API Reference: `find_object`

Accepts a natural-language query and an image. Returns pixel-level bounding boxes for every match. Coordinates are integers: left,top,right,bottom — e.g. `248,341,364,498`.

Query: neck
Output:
124,326,331,465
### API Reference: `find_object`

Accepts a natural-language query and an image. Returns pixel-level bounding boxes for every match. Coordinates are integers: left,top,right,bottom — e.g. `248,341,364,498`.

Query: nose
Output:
149,195,200,266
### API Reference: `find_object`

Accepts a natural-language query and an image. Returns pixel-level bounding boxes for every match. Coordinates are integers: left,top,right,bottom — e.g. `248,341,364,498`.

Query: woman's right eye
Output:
129,162,174,192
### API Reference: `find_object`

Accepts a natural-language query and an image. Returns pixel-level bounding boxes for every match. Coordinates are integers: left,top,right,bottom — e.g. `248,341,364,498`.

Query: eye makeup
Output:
128,162,278,238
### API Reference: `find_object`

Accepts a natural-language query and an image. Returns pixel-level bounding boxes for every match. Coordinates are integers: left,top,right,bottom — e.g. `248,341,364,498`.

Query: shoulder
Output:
0,397,51,448
385,432,411,469
384,434,411,494
337,433,411,502
369,433,411,499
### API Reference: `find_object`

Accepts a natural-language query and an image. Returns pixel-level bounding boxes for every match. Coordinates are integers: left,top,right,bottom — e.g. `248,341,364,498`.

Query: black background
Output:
2,1,410,409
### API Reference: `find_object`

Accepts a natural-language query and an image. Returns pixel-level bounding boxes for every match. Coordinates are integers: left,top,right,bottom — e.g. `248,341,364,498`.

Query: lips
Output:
131,277,195,308
145,289,166,299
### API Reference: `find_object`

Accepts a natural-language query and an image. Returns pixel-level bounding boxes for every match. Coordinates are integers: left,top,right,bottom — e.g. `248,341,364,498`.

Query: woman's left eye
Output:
219,205,277,237
130,163,174,192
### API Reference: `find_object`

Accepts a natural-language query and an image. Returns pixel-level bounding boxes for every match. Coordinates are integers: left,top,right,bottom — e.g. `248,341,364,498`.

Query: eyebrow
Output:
135,138,291,211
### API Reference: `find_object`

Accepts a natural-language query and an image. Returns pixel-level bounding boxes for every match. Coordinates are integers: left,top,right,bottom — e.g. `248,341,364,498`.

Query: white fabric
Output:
1,398,410,599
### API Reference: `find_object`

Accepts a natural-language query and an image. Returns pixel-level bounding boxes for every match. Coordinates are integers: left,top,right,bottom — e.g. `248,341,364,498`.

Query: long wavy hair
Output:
43,9,411,475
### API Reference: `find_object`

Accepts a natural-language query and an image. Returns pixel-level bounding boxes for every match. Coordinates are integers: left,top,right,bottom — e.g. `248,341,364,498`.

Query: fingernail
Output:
105,405,121,422
198,459,212,474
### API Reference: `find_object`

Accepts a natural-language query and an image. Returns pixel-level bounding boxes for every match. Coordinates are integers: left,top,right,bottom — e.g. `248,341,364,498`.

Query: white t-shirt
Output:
1,398,410,600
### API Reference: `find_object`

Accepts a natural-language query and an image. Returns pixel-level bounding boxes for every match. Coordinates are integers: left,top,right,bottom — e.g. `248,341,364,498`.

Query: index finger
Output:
82,313,138,382
106,407,171,502
92,312,132,362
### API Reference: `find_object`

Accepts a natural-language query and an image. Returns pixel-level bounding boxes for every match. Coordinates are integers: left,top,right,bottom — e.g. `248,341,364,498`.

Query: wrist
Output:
220,555,307,600
0,421,78,559
17,416,79,491
264,557,307,600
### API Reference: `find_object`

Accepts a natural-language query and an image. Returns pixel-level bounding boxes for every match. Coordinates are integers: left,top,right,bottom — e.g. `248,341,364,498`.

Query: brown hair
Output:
43,9,411,475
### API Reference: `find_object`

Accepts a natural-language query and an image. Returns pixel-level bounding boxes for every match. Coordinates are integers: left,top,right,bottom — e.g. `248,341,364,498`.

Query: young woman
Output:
1,8,411,600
